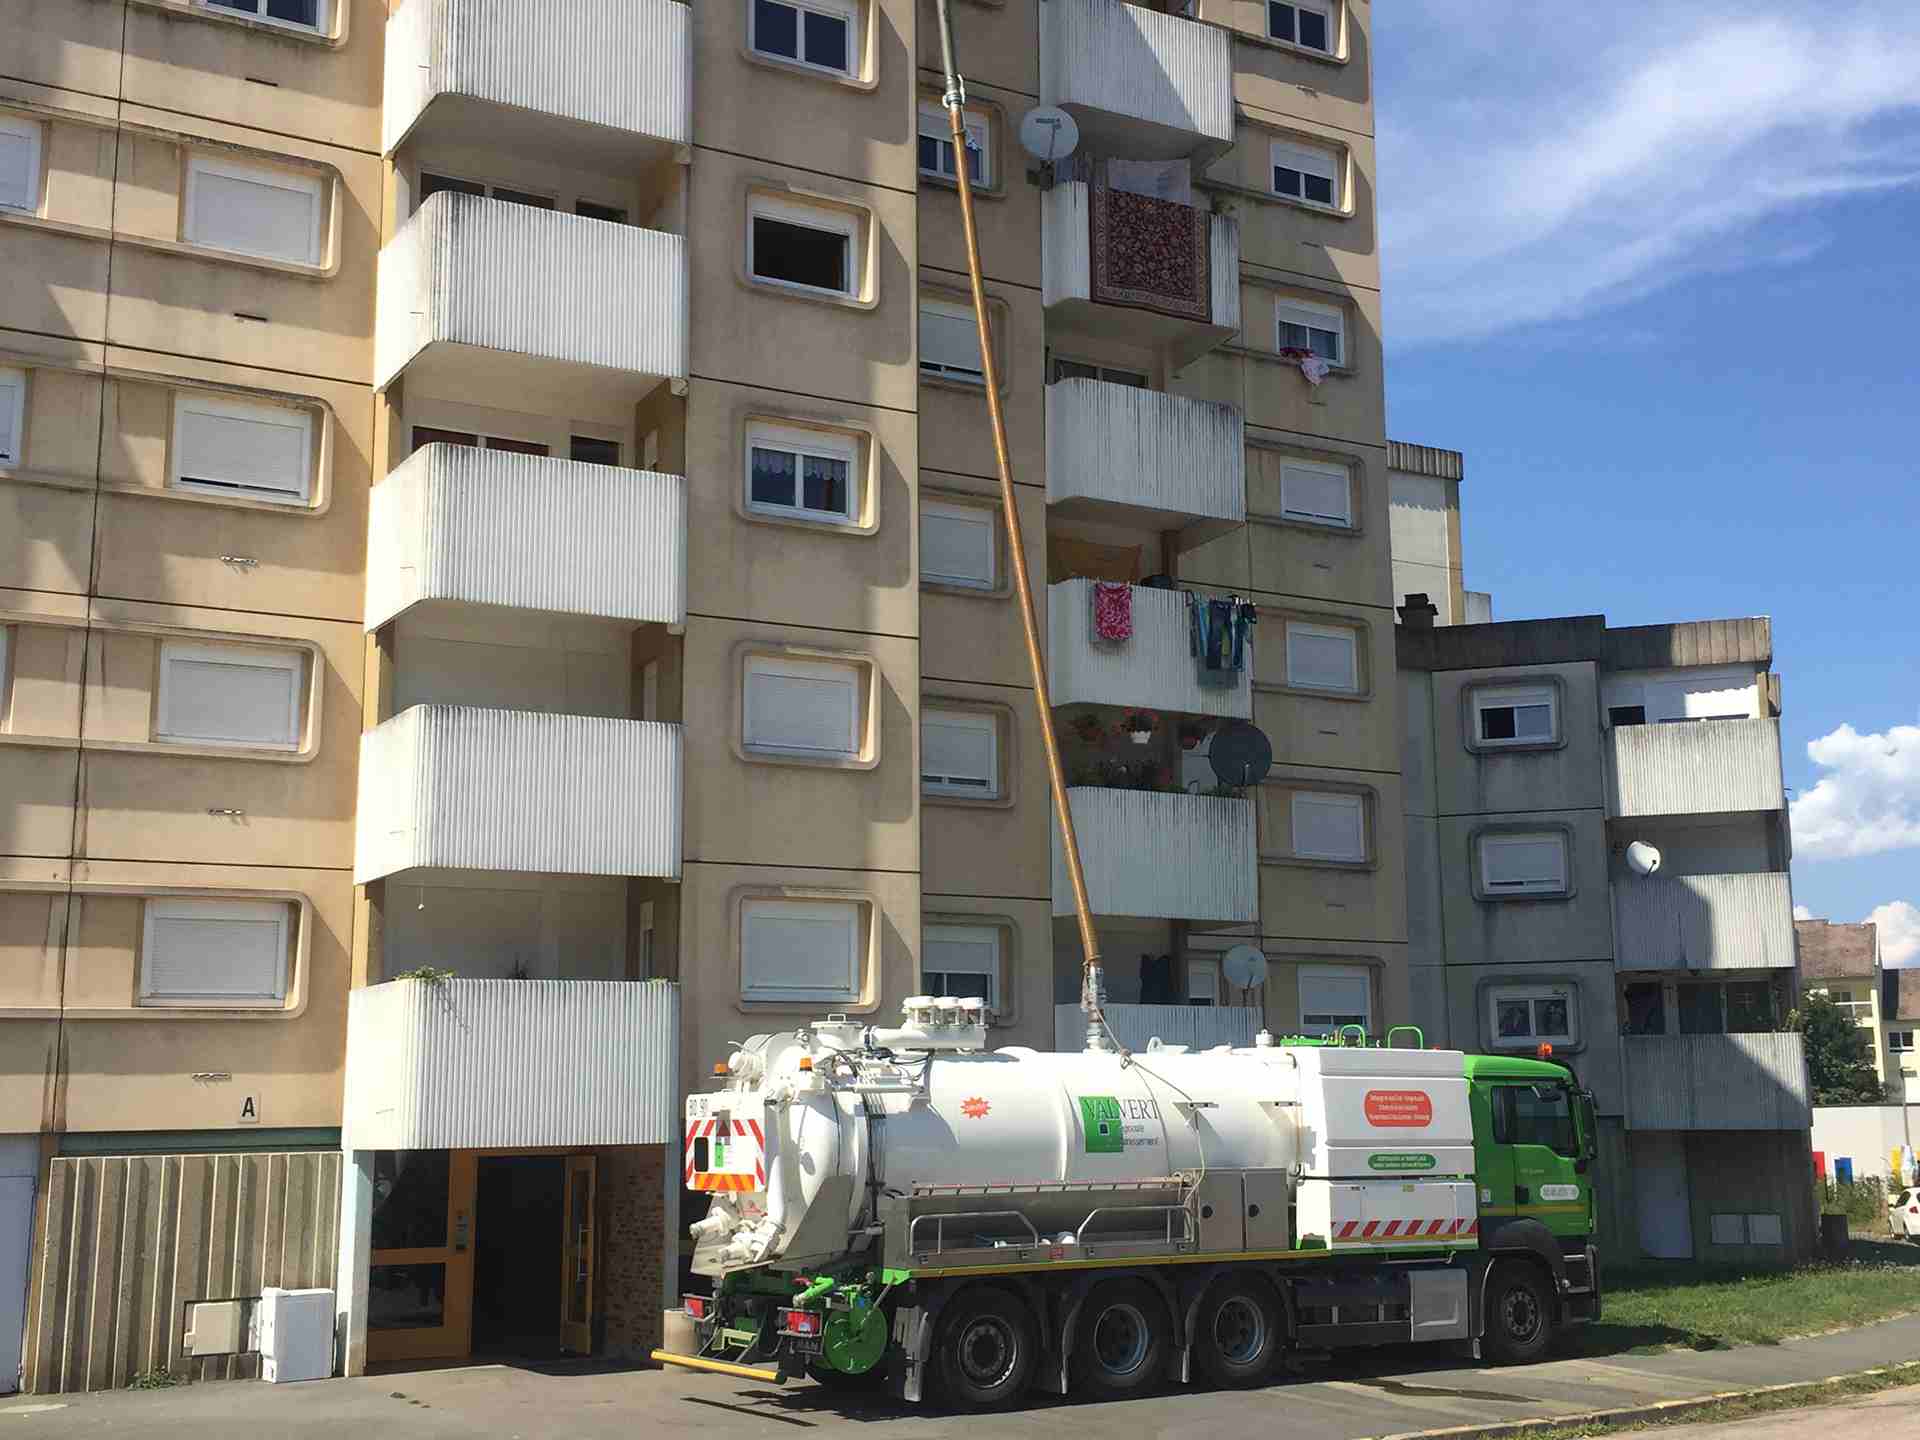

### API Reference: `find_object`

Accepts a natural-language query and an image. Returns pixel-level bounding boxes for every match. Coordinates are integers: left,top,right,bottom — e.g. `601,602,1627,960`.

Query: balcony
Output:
343,978,678,1149
1046,379,1244,535
1623,1033,1811,1131
382,0,691,164
1043,182,1240,368
365,444,687,632
1612,872,1796,971
374,192,688,394
1605,717,1785,819
1040,0,1234,164
1049,579,1252,720
1054,1002,1259,1052
1054,787,1257,922
354,705,682,884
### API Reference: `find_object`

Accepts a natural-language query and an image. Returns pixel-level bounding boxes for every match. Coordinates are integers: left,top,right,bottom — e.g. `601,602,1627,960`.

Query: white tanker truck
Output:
655,999,1602,1409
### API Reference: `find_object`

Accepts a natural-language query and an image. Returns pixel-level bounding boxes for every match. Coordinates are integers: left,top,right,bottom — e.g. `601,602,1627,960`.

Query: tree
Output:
1790,991,1886,1104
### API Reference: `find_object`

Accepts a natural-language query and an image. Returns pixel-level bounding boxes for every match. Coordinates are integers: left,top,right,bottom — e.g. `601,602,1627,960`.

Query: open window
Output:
749,194,858,298
1472,683,1559,747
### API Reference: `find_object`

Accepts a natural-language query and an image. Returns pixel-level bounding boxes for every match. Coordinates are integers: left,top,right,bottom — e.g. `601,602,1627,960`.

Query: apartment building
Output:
2,0,1401,1390
1797,919,1890,1087
1884,968,1920,1100
1385,441,1489,627
1400,611,1814,1263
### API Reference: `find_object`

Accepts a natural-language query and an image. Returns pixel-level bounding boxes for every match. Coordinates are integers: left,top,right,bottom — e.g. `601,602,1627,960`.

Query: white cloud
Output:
1790,724,1920,859
1378,4,1920,346
1868,901,1920,968
1794,904,1814,921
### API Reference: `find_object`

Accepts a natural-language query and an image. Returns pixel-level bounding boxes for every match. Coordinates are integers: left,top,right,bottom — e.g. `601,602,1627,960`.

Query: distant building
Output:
1387,441,1491,626
1882,967,1920,1100
1797,920,1889,1086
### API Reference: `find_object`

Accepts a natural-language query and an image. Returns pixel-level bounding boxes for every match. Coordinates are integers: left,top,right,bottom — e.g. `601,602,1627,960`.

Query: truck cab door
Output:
1490,1083,1584,1234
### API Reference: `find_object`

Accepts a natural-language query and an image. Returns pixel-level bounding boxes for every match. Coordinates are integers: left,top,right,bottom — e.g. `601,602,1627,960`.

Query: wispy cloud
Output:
1377,4,1920,346
1790,723,1920,859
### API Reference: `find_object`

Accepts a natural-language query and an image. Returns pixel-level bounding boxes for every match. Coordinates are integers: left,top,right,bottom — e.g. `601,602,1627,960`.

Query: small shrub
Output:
128,1370,181,1390
1818,1176,1890,1228
392,966,456,986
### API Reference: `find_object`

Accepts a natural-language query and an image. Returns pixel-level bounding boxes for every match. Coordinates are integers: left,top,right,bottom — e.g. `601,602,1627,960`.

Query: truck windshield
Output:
1497,1084,1577,1157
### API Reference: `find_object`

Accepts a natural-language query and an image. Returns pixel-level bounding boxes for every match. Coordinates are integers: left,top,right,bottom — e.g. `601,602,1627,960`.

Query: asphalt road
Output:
5,1313,1919,1439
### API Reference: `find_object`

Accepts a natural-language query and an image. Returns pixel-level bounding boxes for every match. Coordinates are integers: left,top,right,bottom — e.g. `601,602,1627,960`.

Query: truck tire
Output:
933,1287,1037,1411
1194,1276,1282,1388
1482,1262,1553,1366
1071,1278,1171,1399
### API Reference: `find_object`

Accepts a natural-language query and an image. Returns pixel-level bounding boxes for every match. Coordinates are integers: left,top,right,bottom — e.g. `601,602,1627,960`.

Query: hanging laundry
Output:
1092,581,1133,643
1187,592,1258,683
1299,354,1331,386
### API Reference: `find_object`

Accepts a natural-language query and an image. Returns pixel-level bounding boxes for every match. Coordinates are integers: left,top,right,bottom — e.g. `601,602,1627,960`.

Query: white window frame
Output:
918,102,991,187
139,897,291,1008
1291,790,1366,862
749,0,859,77
1478,831,1570,896
0,366,25,466
1275,299,1345,366
919,298,987,386
1299,964,1372,1037
1277,457,1352,528
1050,356,1150,388
170,391,316,505
1488,984,1578,1048
1267,0,1333,52
1473,683,1559,747
744,421,860,527
921,497,997,590
1890,1030,1915,1053
1285,620,1359,693
748,193,859,297
1270,139,1341,210
923,922,1001,1011
742,653,863,760
741,897,862,1003
0,114,44,214
922,706,999,799
183,154,325,266
199,0,331,36
155,641,304,751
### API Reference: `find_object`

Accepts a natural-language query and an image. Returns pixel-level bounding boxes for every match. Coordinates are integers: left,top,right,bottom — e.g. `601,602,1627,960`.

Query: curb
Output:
1363,1361,1920,1440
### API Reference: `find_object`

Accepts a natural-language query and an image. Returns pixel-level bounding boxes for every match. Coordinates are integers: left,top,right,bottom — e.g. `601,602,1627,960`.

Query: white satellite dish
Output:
1017,106,1080,165
1624,841,1662,877
1222,945,1269,991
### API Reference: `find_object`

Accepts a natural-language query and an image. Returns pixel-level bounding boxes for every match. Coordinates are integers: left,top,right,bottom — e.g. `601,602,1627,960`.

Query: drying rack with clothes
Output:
1186,592,1257,682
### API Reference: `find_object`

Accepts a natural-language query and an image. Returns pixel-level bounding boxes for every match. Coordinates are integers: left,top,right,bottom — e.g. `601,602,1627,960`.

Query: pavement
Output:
3,1313,1919,1439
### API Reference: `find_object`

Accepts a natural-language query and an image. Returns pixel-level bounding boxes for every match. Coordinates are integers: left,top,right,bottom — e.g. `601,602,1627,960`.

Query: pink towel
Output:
1092,582,1133,642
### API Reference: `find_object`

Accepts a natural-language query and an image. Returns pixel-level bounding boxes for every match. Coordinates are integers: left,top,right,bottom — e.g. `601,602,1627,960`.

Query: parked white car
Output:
1888,1188,1920,1239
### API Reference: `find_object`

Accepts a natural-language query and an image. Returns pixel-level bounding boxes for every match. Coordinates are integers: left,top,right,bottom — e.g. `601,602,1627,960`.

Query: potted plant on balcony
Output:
1070,713,1106,745
1121,709,1160,745
1176,718,1212,751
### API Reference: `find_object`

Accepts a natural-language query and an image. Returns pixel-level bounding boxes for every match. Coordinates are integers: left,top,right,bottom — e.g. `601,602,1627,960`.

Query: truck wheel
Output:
1072,1279,1170,1399
1195,1277,1281,1388
934,1287,1036,1411
1482,1263,1553,1366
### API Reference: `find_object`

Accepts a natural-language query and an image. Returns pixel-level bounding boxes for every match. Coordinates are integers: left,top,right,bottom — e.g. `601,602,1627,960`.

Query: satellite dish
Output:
1624,841,1662,877
1208,722,1273,788
1017,106,1080,164
1222,944,1269,991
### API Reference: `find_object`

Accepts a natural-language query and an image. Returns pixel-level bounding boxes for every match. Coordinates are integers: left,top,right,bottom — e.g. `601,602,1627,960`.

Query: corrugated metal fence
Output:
26,1151,339,1394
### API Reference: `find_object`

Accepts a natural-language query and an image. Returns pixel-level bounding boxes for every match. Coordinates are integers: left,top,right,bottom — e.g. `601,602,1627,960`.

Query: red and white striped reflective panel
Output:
1334,1217,1478,1241
684,1117,767,1193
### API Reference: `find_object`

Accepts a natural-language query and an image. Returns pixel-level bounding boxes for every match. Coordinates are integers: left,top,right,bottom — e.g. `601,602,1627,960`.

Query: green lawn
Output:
1573,1240,1920,1355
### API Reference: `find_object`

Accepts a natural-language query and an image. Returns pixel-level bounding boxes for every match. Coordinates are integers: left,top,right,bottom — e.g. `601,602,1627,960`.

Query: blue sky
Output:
1373,3,1920,961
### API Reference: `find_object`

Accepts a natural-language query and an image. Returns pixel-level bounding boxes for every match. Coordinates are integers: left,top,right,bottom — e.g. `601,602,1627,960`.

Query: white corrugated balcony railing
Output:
1055,1003,1259,1052
343,978,678,1150
354,705,682,883
1041,0,1234,163
374,192,688,391
1053,788,1257,922
1049,579,1252,719
364,444,687,631
1046,379,1244,531
1605,717,1786,818
1612,872,1796,971
1622,1033,1811,1130
383,0,691,158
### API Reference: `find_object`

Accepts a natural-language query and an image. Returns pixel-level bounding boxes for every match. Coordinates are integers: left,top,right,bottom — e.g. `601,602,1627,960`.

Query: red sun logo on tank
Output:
960,1096,991,1119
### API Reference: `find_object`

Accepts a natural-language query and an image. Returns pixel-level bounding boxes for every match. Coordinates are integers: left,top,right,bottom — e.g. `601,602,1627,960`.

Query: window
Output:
920,299,986,385
1474,684,1557,746
184,155,324,265
0,115,43,213
411,426,548,457
1493,1084,1576,1156
569,435,620,466
172,392,314,504
1677,983,1724,1035
749,195,857,296
1676,981,1775,1036
922,707,998,798
157,641,303,750
1299,965,1371,1036
1285,621,1359,692
1051,357,1149,388
924,923,1000,1010
922,498,996,589
745,422,856,525
751,0,855,75
420,173,554,211
0,366,23,465
1490,985,1576,1047
918,103,990,186
575,200,627,224
1891,1031,1916,1054
1187,960,1218,1008
1268,0,1331,51
743,654,861,759
1276,300,1343,365
1291,791,1365,862
1608,704,1647,728
1271,140,1340,209
1478,832,1568,895
1819,984,1873,1023
140,898,291,1006
1622,981,1665,1035
205,0,327,32
742,898,862,1003
1278,458,1352,527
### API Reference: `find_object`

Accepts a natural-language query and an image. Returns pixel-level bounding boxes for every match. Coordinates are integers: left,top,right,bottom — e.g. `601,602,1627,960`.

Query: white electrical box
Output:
257,1287,334,1383
184,1300,245,1356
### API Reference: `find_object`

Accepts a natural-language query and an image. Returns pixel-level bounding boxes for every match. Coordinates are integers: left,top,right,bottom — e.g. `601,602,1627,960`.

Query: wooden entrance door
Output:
366,1150,476,1364
558,1155,597,1354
